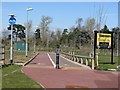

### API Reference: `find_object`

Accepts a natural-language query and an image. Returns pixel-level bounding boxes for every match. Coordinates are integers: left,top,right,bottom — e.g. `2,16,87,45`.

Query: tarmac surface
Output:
22,52,119,89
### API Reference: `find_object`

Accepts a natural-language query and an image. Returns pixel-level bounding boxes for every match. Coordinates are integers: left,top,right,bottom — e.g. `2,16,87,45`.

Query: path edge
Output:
23,52,39,66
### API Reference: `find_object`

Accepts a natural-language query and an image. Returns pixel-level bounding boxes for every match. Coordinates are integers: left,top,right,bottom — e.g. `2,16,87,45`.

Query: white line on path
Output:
47,53,56,68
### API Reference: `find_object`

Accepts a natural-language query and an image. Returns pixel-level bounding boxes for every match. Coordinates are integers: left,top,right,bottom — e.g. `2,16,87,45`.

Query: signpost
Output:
9,14,16,65
94,31,114,64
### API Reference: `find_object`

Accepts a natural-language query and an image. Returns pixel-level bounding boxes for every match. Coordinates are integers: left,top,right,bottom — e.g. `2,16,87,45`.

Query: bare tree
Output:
55,28,62,41
96,5,107,31
1,29,10,45
39,16,52,47
76,18,83,30
85,18,96,52
24,20,33,41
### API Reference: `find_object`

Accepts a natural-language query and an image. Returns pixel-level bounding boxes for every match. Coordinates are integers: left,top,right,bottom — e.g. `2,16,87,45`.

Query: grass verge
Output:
2,65,43,88
4,50,37,64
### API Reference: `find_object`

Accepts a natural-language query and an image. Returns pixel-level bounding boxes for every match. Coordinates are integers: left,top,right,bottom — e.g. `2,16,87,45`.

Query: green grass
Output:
97,55,119,71
4,50,37,64
71,52,119,71
2,65,43,88
2,48,43,88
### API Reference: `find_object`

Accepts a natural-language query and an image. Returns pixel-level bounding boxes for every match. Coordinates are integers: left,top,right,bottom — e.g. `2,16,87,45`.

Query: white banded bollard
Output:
56,50,60,69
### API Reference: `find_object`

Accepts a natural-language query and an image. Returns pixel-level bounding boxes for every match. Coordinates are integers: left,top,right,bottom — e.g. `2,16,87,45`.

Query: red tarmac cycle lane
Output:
22,52,119,89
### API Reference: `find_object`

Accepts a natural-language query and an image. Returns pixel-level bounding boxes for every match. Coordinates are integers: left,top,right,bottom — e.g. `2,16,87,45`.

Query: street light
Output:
26,8,33,57
8,14,16,64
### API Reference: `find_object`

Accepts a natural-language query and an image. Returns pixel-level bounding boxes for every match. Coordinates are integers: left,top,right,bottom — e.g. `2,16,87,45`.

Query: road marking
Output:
26,65,54,69
47,53,56,68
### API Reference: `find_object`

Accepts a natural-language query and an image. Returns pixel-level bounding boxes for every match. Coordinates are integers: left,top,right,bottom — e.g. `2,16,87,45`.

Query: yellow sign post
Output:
97,33,112,49
94,31,114,64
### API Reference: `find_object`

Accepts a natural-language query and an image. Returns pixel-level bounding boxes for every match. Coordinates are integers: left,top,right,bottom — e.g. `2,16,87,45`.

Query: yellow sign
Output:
97,33,111,48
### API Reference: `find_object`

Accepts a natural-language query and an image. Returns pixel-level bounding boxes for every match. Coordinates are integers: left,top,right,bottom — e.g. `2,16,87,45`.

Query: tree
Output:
1,29,10,45
7,24,26,42
96,5,107,31
85,18,96,52
35,28,41,46
60,29,68,47
101,25,109,32
76,18,83,30
39,16,52,47
25,20,33,39
112,27,120,56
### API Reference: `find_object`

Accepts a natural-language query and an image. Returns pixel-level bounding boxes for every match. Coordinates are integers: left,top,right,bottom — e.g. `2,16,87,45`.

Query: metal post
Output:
117,31,119,56
26,11,28,57
34,33,36,53
56,53,60,69
111,32,114,64
93,31,96,61
10,24,13,64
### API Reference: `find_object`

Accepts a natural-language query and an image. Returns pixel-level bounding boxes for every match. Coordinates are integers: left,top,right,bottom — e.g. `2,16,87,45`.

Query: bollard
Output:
56,50,60,69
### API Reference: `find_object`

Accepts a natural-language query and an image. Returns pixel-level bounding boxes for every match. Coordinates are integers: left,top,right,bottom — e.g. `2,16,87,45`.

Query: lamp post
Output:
26,8,33,57
8,14,16,64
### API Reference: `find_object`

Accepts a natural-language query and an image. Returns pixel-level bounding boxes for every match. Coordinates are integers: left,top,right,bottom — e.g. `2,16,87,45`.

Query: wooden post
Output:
77,57,79,63
81,58,83,64
96,53,99,66
74,56,76,61
92,59,94,70
86,59,88,66
3,47,5,65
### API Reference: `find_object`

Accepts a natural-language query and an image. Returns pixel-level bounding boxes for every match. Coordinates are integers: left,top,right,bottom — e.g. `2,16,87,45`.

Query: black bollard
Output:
56,50,60,69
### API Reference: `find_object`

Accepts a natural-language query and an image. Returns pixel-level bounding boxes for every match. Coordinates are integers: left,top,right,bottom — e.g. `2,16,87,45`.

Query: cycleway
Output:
22,52,119,89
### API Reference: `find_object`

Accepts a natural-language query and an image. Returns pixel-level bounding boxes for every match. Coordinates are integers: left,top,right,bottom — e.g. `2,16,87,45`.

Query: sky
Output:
1,1,118,33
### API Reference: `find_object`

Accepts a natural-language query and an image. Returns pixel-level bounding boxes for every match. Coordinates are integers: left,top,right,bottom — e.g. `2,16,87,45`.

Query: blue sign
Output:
56,50,60,54
9,17,16,25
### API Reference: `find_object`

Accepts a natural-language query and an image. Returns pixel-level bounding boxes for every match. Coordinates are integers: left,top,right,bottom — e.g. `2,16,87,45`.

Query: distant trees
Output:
1,29,10,45
112,27,120,55
2,13,118,54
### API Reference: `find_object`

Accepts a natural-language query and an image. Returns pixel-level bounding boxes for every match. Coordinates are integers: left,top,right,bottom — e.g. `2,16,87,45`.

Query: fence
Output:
62,52,95,70
0,46,5,64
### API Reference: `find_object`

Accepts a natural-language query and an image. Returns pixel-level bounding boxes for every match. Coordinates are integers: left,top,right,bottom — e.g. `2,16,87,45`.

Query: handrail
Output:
62,52,94,70
62,52,93,59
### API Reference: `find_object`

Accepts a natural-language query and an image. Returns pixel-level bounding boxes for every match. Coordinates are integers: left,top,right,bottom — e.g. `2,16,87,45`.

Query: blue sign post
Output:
9,17,16,25
9,15,16,65
55,50,60,69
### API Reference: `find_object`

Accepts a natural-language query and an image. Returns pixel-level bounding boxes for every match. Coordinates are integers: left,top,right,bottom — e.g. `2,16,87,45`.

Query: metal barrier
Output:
0,46,5,64
62,52,95,70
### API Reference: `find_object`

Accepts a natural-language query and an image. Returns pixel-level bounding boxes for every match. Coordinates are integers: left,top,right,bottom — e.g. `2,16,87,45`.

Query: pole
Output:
26,11,28,57
56,50,60,69
34,33,36,53
111,32,114,64
117,31,119,56
10,24,13,64
56,53,60,69
93,31,96,62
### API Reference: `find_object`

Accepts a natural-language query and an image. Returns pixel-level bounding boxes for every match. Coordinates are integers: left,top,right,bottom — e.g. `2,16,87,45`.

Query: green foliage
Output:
101,25,109,32
7,24,26,42
59,28,91,49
